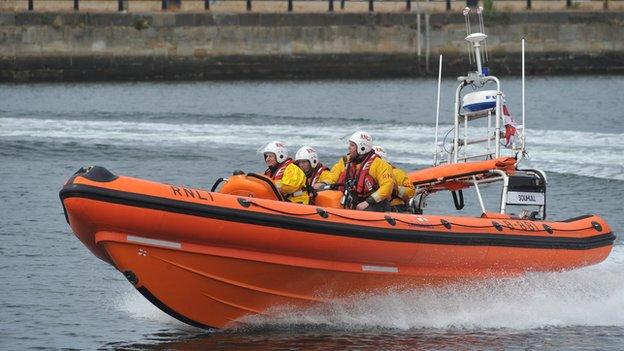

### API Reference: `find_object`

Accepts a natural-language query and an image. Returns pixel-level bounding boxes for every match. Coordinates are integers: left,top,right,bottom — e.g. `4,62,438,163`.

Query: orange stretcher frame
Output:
408,156,517,192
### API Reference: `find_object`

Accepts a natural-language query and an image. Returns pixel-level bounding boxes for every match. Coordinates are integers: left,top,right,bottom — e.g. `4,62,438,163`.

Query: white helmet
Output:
295,146,319,168
372,145,387,161
261,141,289,164
348,131,373,155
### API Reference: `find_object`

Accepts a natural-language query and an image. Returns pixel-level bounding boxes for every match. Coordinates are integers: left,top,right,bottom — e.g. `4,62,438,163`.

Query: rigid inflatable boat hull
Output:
97,232,612,329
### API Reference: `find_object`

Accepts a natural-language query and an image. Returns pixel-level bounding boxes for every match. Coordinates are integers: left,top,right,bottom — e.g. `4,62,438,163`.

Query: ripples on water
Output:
1,77,623,349
105,327,624,350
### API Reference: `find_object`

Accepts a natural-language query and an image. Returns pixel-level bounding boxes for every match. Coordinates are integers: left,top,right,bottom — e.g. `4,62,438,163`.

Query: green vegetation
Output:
483,0,511,24
483,0,494,13
133,16,150,31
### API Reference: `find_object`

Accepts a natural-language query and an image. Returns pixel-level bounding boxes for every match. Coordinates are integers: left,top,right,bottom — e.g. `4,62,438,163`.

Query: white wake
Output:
242,245,624,330
2,117,622,180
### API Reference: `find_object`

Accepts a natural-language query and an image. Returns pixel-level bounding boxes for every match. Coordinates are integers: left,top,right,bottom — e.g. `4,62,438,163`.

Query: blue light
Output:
482,67,490,76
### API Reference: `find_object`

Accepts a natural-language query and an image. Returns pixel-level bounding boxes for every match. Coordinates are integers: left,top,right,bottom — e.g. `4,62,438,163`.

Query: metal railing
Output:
21,0,620,12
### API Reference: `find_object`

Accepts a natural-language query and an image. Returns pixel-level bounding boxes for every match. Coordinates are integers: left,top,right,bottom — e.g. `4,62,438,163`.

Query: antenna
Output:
463,7,473,65
466,33,488,75
522,37,526,152
433,54,443,165
476,6,489,63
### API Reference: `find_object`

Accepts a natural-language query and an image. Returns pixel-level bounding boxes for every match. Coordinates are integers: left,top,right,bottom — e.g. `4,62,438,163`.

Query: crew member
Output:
294,146,330,188
324,131,394,212
261,141,309,204
293,146,331,204
372,145,416,212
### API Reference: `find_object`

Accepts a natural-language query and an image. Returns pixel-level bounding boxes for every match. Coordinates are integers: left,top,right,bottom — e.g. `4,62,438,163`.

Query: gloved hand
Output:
314,183,332,191
356,201,369,211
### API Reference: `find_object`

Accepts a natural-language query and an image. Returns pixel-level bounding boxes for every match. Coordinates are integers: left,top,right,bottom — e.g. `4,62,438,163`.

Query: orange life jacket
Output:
337,152,378,199
265,159,293,180
309,164,329,186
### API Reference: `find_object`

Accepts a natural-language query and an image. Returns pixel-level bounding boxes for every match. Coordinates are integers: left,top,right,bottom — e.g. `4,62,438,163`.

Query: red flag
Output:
503,105,516,147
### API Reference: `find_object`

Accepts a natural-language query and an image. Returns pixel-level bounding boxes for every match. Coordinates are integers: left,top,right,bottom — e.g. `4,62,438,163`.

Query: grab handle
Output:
210,177,226,192
452,190,465,210
247,173,285,201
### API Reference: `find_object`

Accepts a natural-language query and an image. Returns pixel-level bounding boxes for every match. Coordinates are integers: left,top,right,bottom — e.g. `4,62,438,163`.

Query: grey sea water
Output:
1,76,623,350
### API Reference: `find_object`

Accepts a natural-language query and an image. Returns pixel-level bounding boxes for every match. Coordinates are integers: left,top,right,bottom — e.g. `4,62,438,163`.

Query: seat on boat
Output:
219,174,282,201
217,172,345,208
314,190,343,209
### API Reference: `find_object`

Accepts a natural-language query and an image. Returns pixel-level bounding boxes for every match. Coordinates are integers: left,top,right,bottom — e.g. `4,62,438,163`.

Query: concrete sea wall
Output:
0,11,623,81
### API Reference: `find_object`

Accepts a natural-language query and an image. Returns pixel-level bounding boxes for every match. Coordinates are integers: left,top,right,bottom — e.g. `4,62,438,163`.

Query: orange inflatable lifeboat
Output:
60,164,615,329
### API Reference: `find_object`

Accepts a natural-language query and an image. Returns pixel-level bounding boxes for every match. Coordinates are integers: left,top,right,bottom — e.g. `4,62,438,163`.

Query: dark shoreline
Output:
4,52,624,82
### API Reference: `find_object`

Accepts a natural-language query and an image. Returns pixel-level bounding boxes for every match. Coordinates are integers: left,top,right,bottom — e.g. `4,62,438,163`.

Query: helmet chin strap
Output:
268,163,279,173
353,151,369,163
305,164,316,177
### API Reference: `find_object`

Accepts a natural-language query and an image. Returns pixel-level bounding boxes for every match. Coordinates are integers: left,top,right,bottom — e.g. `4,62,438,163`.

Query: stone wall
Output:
1,11,623,81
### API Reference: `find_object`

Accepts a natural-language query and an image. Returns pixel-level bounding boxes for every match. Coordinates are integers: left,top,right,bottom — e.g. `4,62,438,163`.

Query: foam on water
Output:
2,117,623,181
113,289,185,327
240,245,624,331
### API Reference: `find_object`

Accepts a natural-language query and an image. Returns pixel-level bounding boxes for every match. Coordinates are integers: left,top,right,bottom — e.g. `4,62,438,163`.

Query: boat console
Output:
410,6,546,220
